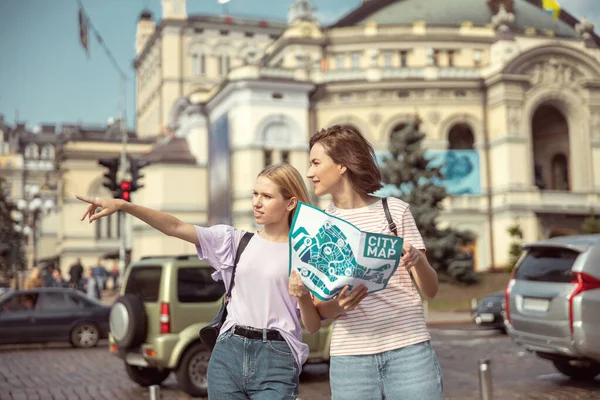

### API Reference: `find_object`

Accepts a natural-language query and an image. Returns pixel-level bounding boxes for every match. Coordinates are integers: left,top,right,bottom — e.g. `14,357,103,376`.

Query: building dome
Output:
332,0,580,39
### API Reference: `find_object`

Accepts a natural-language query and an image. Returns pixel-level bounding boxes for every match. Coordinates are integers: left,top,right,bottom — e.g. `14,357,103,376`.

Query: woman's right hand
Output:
334,285,368,311
76,195,123,223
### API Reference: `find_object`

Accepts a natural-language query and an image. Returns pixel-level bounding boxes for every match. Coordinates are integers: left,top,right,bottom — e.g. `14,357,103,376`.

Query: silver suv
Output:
505,234,600,380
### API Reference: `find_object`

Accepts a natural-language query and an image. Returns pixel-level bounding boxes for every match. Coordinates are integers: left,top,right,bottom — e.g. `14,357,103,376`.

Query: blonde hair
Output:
258,163,310,226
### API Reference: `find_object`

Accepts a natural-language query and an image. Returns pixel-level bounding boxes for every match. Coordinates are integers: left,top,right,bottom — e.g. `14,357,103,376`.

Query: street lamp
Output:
13,184,55,268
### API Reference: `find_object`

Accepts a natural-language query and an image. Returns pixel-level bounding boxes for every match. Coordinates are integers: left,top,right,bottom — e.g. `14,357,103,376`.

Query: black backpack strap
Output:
382,198,398,237
227,231,254,300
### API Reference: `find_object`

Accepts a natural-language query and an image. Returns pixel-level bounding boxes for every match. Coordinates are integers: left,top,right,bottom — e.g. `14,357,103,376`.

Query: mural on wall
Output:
375,150,482,197
208,113,232,226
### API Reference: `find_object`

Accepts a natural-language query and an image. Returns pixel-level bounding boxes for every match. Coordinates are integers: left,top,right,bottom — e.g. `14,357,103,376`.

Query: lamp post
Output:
13,184,55,269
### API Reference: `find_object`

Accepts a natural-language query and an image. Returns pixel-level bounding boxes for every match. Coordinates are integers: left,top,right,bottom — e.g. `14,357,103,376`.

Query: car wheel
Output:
125,363,170,387
552,359,600,380
70,323,100,348
176,343,210,397
110,294,146,349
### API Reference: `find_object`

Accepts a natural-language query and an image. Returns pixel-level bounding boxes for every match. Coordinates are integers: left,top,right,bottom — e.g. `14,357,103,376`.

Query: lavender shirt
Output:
195,225,309,369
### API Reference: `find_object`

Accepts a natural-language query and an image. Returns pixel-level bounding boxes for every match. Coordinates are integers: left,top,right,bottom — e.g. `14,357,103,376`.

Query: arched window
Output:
40,145,55,160
25,143,39,159
189,42,208,77
448,123,475,150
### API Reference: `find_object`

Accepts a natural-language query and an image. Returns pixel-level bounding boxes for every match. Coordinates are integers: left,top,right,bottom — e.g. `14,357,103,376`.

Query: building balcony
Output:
443,189,600,214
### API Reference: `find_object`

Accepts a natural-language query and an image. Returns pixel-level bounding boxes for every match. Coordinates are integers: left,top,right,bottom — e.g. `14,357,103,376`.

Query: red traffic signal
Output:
120,180,131,202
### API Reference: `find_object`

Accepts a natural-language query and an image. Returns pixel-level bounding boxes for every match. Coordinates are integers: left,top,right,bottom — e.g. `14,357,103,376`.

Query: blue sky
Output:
0,0,597,130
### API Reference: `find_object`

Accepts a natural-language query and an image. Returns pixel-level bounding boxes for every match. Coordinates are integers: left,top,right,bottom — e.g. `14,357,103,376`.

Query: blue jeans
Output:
207,329,299,399
330,341,443,400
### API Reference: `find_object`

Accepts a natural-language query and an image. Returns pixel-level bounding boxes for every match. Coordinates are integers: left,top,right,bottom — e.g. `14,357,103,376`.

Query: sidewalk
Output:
425,310,473,326
99,290,473,326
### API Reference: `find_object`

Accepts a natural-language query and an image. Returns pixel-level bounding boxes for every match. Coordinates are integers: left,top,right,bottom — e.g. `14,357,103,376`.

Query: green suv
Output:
108,255,332,397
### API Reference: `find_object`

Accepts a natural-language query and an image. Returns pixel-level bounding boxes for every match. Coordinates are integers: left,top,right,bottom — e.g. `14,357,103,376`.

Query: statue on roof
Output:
288,0,317,24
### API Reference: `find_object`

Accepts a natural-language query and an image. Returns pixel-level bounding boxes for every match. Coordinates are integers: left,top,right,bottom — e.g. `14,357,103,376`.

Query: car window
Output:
515,247,579,283
177,267,225,303
35,293,68,311
66,293,88,308
0,293,38,312
125,266,162,302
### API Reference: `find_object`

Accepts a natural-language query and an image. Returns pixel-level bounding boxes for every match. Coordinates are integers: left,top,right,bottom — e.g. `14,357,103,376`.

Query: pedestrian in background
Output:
84,267,101,300
308,125,443,400
24,267,44,290
68,258,84,290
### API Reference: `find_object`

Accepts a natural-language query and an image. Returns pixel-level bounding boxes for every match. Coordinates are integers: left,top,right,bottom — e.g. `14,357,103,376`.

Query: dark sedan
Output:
472,290,507,332
0,287,110,347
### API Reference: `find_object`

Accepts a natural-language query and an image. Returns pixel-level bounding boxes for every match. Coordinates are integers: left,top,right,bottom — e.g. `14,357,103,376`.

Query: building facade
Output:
131,0,600,271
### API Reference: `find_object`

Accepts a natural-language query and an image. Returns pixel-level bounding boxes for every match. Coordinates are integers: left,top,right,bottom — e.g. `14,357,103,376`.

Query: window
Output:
433,50,440,66
281,151,290,164
473,49,482,66
177,268,225,303
35,293,67,311
515,247,579,283
400,51,408,67
351,52,361,70
192,53,205,76
219,54,230,76
1,294,38,312
264,149,273,167
66,294,88,309
40,145,55,160
336,54,345,70
383,51,393,68
24,144,38,159
448,50,455,67
124,266,162,302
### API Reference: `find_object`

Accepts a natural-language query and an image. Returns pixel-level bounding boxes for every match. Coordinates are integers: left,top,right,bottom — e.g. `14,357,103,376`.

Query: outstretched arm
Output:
77,195,199,246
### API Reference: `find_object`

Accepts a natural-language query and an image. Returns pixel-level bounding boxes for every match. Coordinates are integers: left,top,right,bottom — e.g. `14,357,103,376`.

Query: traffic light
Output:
130,158,150,192
98,158,119,195
119,180,131,202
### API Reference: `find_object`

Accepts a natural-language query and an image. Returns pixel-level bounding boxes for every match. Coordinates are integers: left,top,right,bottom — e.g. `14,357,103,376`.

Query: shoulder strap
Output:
382,198,398,236
227,231,254,299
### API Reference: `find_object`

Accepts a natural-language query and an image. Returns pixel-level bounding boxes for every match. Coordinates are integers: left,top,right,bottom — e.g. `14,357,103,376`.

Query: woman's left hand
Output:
400,242,422,271
289,270,310,299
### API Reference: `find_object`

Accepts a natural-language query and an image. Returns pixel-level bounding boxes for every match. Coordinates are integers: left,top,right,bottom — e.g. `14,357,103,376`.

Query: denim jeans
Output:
330,340,443,400
207,329,299,400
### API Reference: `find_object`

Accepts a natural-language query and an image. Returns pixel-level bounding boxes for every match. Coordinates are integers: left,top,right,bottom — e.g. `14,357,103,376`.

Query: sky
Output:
0,0,598,130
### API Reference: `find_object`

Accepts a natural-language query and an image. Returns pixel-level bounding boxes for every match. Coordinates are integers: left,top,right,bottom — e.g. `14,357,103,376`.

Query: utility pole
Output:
78,1,130,277
118,76,128,278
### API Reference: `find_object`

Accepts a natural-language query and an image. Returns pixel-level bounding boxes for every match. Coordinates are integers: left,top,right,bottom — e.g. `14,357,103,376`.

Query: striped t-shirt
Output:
325,197,431,356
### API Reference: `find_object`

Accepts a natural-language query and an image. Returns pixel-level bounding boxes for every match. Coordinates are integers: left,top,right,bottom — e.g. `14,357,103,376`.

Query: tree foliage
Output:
380,117,477,285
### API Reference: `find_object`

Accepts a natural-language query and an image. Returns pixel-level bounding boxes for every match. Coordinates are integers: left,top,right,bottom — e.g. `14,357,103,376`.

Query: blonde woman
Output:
76,163,320,400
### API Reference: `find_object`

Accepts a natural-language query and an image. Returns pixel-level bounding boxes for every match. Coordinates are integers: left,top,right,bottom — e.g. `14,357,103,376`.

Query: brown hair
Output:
309,125,383,195
258,163,311,226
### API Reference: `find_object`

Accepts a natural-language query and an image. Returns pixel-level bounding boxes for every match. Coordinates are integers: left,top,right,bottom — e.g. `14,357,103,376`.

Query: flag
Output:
78,7,89,53
542,0,561,20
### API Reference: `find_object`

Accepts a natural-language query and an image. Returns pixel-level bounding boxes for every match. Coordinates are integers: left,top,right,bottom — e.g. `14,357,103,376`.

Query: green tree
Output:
0,177,26,279
507,220,524,272
380,117,477,285
581,212,600,234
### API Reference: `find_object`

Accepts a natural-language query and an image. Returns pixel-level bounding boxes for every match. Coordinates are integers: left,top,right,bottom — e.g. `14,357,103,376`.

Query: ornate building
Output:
127,0,600,271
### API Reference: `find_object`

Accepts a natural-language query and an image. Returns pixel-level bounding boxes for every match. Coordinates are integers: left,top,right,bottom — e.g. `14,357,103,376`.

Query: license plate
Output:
523,298,550,312
479,313,495,322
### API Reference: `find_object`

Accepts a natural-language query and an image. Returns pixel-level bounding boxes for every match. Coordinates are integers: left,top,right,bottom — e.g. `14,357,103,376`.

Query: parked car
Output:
472,290,506,332
108,255,333,397
505,234,600,380
0,287,110,347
